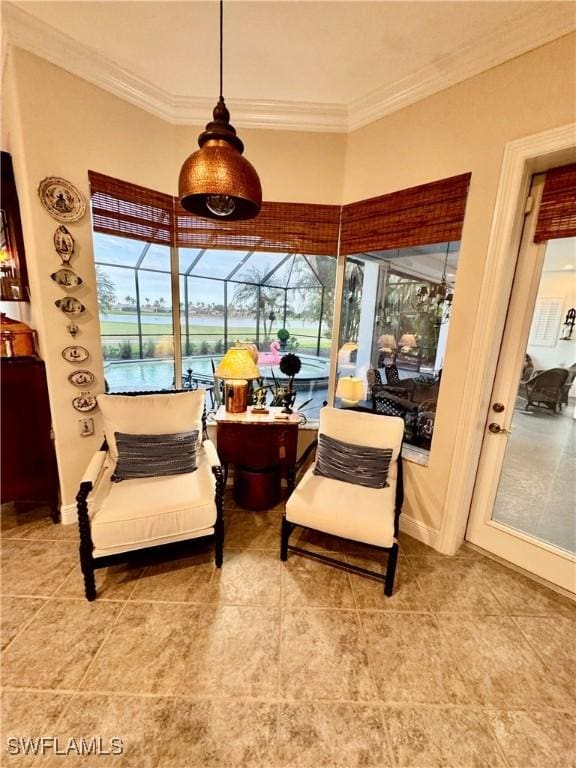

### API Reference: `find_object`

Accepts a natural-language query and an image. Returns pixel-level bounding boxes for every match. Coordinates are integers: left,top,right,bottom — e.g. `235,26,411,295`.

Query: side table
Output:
214,406,300,510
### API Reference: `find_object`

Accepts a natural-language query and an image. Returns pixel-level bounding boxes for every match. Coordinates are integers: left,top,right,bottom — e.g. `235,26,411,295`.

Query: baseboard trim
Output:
60,502,77,526
399,515,439,550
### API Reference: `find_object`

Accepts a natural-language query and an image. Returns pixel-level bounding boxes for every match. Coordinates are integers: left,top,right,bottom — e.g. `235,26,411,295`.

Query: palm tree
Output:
232,267,281,340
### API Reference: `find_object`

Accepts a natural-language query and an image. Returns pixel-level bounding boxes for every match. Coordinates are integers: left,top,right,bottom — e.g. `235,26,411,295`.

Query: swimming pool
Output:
104,353,330,393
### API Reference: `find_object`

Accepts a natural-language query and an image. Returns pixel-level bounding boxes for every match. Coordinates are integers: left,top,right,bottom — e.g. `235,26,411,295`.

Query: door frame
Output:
438,123,576,555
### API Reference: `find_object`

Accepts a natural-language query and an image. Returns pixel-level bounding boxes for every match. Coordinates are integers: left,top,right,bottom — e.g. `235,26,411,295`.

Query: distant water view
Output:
102,312,315,329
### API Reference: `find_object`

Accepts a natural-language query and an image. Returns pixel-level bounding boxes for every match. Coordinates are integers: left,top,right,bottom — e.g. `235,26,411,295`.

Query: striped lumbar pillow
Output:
111,431,199,482
313,432,393,489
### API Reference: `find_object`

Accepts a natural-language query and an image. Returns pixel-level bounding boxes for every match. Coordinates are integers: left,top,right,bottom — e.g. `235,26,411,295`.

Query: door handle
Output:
488,422,512,435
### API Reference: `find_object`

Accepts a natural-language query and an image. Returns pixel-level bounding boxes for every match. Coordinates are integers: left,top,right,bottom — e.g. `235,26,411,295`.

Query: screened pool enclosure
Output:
94,232,336,415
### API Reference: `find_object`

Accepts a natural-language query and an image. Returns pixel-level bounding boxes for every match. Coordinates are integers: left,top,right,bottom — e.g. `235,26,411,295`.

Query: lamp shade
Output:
378,334,396,350
398,334,417,349
336,376,364,404
214,346,260,381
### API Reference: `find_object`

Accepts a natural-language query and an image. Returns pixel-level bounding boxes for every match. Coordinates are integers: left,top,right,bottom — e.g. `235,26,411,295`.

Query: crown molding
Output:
2,2,347,132
349,3,576,131
3,2,574,135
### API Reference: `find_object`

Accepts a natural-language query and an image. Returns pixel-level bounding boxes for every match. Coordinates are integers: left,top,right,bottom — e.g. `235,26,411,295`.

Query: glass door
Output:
467,175,576,593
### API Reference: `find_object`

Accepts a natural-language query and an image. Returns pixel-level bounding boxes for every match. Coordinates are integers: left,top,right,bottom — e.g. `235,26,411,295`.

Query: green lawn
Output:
100,320,332,350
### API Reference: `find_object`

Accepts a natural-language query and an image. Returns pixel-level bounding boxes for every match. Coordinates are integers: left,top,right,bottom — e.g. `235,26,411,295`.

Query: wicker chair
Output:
523,368,569,413
560,364,576,410
384,364,415,401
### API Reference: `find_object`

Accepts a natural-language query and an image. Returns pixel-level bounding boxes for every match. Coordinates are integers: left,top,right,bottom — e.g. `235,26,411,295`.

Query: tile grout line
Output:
1,596,50,654
71,597,133,694
349,567,398,768
480,709,513,768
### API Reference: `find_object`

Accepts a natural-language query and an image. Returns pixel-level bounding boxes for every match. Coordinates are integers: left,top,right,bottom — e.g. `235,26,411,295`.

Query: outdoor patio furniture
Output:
522,368,569,413
560,363,576,409
384,364,416,400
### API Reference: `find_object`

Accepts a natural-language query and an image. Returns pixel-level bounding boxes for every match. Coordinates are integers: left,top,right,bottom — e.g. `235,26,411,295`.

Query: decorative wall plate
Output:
68,370,95,387
72,392,97,412
66,320,79,337
51,268,83,288
55,297,85,314
62,345,89,363
53,225,75,261
38,177,86,222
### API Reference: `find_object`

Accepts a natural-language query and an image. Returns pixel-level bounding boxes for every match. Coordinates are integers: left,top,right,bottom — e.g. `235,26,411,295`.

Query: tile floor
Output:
1,498,575,767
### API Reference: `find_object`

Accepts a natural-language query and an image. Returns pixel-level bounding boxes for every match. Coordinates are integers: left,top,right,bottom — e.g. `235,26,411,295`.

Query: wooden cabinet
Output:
214,407,299,510
1,358,59,519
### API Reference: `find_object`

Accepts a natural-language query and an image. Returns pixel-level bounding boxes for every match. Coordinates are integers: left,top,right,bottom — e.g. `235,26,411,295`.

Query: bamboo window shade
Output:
175,200,340,256
339,172,471,255
534,163,576,243
88,172,176,247
89,171,340,256
89,170,474,255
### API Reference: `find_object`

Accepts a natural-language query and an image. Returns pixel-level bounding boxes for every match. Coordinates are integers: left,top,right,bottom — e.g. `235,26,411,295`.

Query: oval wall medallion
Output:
51,268,83,288
72,392,97,412
55,297,85,315
62,345,89,363
53,225,75,261
68,370,95,387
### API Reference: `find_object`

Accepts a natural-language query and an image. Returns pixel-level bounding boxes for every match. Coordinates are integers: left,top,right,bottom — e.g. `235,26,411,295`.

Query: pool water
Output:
104,354,329,394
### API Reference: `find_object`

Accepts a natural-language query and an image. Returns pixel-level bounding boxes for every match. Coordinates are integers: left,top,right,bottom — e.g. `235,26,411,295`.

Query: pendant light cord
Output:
219,0,224,100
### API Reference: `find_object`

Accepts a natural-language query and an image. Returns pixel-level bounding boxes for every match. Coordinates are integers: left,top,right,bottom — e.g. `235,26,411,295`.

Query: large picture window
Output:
90,173,338,420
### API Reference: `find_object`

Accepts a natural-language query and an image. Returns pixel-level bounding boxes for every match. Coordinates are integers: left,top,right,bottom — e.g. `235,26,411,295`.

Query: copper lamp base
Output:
224,380,248,413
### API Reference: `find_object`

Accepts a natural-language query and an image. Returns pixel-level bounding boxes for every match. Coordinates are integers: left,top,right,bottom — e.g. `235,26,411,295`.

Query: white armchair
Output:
281,407,404,596
75,390,224,601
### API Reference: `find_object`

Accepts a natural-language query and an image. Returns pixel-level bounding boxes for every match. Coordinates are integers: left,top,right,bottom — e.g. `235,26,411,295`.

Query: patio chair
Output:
384,364,416,401
280,407,404,596
75,390,224,601
523,368,569,413
560,363,576,409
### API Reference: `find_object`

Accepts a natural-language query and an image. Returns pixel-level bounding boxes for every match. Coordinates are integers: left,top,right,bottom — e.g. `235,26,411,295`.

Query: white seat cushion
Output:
90,444,217,558
286,461,398,549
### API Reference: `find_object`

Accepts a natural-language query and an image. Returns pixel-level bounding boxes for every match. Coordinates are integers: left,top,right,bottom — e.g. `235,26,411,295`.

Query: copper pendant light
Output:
178,0,262,221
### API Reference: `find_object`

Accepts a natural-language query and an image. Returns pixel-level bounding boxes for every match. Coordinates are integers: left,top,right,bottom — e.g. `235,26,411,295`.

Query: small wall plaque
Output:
51,268,83,288
72,392,97,412
68,369,95,387
53,225,75,261
55,297,85,314
62,345,89,363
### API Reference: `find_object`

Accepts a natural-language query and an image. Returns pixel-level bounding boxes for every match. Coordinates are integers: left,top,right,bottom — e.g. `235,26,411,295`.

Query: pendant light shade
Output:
178,1,262,221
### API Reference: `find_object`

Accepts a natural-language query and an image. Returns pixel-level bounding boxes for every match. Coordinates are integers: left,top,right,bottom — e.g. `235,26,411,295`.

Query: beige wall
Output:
343,33,575,535
2,33,574,536
1,48,345,512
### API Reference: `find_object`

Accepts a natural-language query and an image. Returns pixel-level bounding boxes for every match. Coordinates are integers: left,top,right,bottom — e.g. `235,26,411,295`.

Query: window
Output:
90,173,339,420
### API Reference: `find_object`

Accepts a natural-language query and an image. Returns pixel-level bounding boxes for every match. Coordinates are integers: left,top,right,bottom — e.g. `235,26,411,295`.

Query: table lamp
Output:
214,344,260,413
398,333,417,352
336,376,364,407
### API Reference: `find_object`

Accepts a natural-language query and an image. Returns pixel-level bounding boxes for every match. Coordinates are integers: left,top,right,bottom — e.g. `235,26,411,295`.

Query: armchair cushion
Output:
314,433,393,489
287,461,399,548
97,390,205,461
112,430,199,482
89,441,218,557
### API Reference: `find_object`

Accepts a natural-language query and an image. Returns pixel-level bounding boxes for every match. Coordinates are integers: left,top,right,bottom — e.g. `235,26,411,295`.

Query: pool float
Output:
258,341,282,365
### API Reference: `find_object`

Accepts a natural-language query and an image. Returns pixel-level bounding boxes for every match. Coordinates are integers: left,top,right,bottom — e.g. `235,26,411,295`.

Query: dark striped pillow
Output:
313,433,393,489
111,431,199,482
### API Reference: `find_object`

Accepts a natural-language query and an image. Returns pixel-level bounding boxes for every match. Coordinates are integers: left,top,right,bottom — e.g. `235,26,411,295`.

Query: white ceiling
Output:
3,1,575,131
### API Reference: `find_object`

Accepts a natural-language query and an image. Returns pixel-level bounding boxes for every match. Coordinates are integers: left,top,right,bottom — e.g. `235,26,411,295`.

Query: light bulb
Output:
206,195,236,217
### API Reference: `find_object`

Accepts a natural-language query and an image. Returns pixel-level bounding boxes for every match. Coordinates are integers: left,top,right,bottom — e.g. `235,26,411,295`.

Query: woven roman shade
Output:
176,200,340,255
88,172,175,247
534,163,576,243
340,173,472,255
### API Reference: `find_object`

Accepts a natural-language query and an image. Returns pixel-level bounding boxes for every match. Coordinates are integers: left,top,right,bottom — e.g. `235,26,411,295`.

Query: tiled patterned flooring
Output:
1,498,575,767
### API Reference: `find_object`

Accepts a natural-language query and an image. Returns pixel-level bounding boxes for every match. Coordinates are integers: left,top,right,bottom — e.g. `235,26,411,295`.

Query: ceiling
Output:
3,1,574,131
